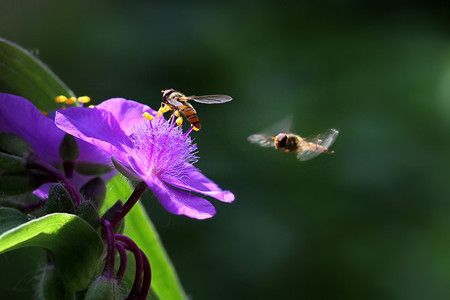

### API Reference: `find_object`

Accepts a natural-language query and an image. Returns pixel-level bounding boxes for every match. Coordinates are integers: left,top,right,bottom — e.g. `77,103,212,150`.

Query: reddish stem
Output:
110,181,147,229
100,219,116,279
138,249,152,299
115,241,127,283
115,234,143,300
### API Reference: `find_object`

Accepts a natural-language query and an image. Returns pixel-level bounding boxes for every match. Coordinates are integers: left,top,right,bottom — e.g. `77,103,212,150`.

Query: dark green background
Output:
2,1,450,299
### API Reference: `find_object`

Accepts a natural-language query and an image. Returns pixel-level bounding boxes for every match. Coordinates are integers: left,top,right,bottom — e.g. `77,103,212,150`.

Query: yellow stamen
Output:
55,95,68,103
88,105,95,108
176,116,183,125
143,112,154,121
193,126,200,131
161,90,165,93
174,110,180,117
65,97,76,105
77,96,91,103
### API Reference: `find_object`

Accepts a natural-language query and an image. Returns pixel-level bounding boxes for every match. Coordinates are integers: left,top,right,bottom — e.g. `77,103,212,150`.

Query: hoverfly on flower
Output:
160,89,232,130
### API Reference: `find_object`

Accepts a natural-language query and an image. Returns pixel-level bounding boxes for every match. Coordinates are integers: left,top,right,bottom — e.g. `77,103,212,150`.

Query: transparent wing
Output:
297,129,339,161
247,134,275,148
187,95,233,104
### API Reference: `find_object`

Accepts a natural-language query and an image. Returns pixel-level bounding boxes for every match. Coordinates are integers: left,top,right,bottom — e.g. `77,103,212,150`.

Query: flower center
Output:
130,113,198,179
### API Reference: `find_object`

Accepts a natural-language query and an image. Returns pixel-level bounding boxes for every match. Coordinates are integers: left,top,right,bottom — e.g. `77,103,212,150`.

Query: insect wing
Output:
247,134,275,148
188,95,233,104
297,129,339,161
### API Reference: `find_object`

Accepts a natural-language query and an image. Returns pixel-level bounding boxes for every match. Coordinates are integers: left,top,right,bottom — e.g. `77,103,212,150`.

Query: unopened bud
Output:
46,183,75,214
0,132,33,158
76,200,99,229
59,134,80,161
80,177,106,209
38,263,75,300
84,275,120,300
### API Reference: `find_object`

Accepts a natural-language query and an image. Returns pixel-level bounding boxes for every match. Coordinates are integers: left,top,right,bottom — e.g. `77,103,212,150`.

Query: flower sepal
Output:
74,161,113,176
111,156,141,181
80,177,106,209
76,200,100,229
45,183,76,214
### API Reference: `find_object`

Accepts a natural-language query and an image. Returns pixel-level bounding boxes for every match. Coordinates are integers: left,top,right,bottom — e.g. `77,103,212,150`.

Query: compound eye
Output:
277,134,288,148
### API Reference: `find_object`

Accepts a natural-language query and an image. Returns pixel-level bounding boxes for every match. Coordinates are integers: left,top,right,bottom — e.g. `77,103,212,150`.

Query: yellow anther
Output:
55,95,68,103
77,96,91,103
174,110,180,117
143,112,154,121
157,109,164,118
88,105,95,108
65,97,76,105
176,116,183,125
161,90,165,93
193,126,200,131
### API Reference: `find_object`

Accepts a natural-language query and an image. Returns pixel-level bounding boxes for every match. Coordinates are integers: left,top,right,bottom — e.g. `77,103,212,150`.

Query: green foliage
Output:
0,213,104,291
0,38,74,110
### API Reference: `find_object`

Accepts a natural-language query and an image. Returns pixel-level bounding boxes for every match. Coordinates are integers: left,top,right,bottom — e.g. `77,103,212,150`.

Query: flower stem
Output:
115,234,143,300
110,181,148,229
138,248,152,299
115,242,127,283
28,154,81,207
63,161,74,180
100,219,116,279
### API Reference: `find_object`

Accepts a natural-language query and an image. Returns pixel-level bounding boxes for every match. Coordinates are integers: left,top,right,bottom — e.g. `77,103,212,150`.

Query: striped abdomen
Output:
180,103,201,129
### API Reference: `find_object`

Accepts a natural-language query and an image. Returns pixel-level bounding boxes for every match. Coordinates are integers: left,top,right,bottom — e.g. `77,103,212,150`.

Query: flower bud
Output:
37,263,75,300
76,200,100,229
0,132,33,158
74,161,113,176
46,183,75,214
59,134,80,161
84,275,120,300
80,177,106,209
0,152,26,173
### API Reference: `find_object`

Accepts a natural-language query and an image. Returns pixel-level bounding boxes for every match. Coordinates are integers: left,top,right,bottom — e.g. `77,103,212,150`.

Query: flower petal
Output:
55,107,132,161
163,164,235,203
96,98,156,135
0,93,63,164
143,174,216,219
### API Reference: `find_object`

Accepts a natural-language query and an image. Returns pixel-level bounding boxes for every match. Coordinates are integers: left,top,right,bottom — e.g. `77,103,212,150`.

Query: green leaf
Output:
0,207,28,234
0,213,104,291
0,38,75,110
103,175,187,300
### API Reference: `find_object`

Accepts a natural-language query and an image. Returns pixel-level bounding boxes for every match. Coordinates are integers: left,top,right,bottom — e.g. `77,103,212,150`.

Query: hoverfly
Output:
248,116,339,161
161,89,232,130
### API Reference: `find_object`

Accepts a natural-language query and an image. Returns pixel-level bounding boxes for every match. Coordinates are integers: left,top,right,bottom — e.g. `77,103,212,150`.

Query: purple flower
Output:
55,98,234,219
0,93,115,196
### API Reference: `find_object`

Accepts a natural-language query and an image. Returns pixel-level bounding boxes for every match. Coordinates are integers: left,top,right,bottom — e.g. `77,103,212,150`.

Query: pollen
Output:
65,97,77,105
143,112,154,121
176,116,183,125
77,96,91,103
55,95,68,103
88,105,95,108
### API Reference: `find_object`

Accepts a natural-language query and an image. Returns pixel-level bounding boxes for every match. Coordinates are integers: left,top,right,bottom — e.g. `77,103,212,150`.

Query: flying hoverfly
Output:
248,117,339,161
161,89,232,130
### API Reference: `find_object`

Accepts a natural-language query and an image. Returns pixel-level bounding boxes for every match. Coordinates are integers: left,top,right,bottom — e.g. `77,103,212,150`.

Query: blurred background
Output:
1,0,450,299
